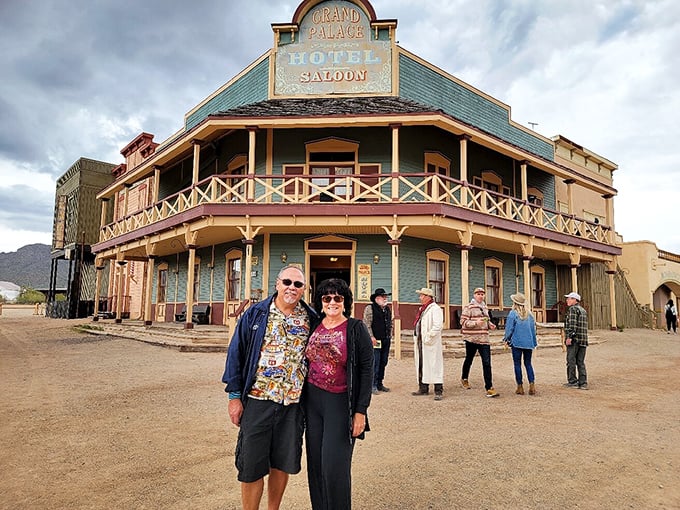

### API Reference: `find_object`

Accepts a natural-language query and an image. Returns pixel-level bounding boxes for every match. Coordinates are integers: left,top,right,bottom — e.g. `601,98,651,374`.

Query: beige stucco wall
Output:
619,241,680,308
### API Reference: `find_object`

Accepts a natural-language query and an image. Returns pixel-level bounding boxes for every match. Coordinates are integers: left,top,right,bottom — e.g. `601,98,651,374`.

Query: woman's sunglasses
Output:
321,295,345,303
280,278,304,288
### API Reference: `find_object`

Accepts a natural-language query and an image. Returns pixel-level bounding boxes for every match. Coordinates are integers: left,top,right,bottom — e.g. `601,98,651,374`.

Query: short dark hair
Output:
313,278,353,317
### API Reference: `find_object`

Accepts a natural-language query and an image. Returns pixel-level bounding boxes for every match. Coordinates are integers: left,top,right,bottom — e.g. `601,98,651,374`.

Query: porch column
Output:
144,255,156,325
603,193,614,243
92,261,105,321
459,135,470,205
523,256,533,302
606,262,618,330
153,166,161,204
247,127,257,202
520,160,529,222
389,238,402,360
461,246,472,305
242,239,255,306
390,124,400,201
185,246,196,330
99,198,109,242
570,265,579,294
115,260,127,324
191,140,201,185
564,179,575,215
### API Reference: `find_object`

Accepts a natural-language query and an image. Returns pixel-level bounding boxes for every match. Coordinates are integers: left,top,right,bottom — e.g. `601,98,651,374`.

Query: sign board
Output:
275,0,391,96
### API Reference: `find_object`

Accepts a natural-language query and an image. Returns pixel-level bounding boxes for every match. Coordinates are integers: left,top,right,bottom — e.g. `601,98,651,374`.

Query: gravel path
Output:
1,315,678,509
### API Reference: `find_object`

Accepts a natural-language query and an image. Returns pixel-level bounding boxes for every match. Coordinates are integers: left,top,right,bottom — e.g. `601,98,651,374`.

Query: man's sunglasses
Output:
321,295,345,303
280,278,305,288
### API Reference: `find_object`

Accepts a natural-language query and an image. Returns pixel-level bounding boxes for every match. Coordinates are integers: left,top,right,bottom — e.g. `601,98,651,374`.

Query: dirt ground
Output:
1,312,679,510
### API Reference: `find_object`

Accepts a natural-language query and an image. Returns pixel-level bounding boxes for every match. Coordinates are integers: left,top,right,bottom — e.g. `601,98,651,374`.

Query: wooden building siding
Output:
556,263,649,330
398,53,554,162
185,57,270,131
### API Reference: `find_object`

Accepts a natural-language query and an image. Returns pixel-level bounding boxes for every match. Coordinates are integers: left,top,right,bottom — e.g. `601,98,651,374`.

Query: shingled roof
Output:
210,96,442,118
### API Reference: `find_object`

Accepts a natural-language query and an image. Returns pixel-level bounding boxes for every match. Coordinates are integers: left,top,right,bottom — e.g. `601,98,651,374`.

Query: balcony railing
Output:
100,173,612,245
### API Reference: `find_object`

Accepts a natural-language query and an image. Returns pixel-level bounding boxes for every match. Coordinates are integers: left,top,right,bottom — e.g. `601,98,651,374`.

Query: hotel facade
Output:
91,0,628,340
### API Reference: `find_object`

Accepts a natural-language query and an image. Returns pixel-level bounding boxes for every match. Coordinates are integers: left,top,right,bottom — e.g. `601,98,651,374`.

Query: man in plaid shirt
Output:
563,292,589,390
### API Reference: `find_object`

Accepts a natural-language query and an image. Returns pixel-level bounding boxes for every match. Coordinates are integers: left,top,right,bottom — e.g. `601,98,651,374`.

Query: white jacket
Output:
414,302,444,384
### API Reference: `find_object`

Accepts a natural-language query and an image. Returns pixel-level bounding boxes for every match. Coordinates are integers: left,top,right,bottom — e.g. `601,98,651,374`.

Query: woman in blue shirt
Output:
503,293,538,395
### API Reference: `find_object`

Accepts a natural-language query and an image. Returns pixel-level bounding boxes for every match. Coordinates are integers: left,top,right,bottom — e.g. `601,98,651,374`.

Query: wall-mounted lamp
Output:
373,254,380,264
280,252,288,263
330,257,339,262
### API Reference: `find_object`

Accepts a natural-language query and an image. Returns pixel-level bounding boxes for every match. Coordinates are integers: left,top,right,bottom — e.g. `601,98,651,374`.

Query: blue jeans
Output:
373,338,390,387
511,347,535,384
461,342,493,390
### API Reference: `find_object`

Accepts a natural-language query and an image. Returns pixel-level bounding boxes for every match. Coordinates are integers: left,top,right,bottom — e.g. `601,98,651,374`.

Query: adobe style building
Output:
91,0,628,338
619,241,680,329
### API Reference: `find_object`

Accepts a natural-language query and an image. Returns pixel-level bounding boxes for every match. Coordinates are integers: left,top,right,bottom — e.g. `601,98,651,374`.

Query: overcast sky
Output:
1,0,678,255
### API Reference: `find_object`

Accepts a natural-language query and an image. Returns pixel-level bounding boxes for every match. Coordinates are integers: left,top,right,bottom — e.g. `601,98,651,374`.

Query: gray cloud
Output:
0,0,679,253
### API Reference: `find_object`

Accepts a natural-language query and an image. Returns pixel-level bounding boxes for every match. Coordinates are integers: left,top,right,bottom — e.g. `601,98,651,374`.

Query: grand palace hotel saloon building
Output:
91,0,622,345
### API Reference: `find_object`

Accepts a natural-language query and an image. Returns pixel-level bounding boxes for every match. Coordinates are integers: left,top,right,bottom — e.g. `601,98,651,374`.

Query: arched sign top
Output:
273,0,394,97
292,0,377,24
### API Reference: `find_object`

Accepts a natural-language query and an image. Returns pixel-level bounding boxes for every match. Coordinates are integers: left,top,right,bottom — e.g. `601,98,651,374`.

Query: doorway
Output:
309,255,351,302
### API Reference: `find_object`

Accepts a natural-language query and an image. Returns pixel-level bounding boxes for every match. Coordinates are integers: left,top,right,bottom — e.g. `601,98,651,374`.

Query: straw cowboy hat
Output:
473,287,485,294
510,293,527,306
415,287,434,297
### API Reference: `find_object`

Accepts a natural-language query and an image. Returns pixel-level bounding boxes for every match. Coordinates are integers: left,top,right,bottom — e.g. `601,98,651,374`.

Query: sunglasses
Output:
321,295,345,303
280,278,305,288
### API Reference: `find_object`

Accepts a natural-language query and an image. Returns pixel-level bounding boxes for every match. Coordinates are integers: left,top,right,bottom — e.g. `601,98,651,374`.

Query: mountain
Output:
0,244,67,289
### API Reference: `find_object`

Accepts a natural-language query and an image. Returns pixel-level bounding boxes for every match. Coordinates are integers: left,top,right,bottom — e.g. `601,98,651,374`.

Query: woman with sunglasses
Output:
303,278,374,510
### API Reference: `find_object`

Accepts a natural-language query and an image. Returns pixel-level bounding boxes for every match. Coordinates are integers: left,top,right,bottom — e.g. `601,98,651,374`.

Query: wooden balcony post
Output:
144,255,156,325
247,127,257,202
459,135,470,206
520,160,529,222
99,198,109,242
564,179,575,216
243,238,255,308
153,166,161,204
390,124,400,201
185,246,196,330
602,193,614,243
92,261,105,321
460,246,472,305
523,256,533,302
389,238,402,360
606,263,618,330
115,260,127,324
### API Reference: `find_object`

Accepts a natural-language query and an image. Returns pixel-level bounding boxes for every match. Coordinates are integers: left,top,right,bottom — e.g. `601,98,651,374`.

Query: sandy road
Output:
1,315,679,509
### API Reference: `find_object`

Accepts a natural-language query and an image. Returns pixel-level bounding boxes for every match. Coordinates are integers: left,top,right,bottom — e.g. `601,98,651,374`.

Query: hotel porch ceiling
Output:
93,202,618,266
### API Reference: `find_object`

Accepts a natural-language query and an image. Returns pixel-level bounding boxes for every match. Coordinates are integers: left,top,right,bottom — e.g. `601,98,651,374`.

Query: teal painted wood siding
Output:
399,54,554,162
185,57,270,130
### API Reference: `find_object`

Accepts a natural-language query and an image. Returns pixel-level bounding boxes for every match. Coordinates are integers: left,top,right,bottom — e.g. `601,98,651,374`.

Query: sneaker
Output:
372,387,379,395
434,394,443,401
563,382,579,388
486,388,499,398
461,378,471,389
377,384,391,392
578,384,589,390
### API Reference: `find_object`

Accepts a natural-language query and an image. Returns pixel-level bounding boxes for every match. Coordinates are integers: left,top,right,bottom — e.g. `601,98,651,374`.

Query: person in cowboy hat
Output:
460,287,499,397
363,288,393,394
411,287,444,400
503,293,538,395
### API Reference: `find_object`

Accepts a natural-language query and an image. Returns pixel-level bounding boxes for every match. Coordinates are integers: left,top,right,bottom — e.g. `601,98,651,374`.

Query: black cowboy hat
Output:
370,288,391,301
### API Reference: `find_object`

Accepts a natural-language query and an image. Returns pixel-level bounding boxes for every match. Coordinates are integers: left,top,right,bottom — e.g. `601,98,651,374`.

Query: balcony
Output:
99,173,613,248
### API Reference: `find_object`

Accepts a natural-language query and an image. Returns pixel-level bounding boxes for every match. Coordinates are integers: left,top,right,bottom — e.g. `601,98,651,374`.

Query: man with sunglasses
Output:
223,265,319,510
